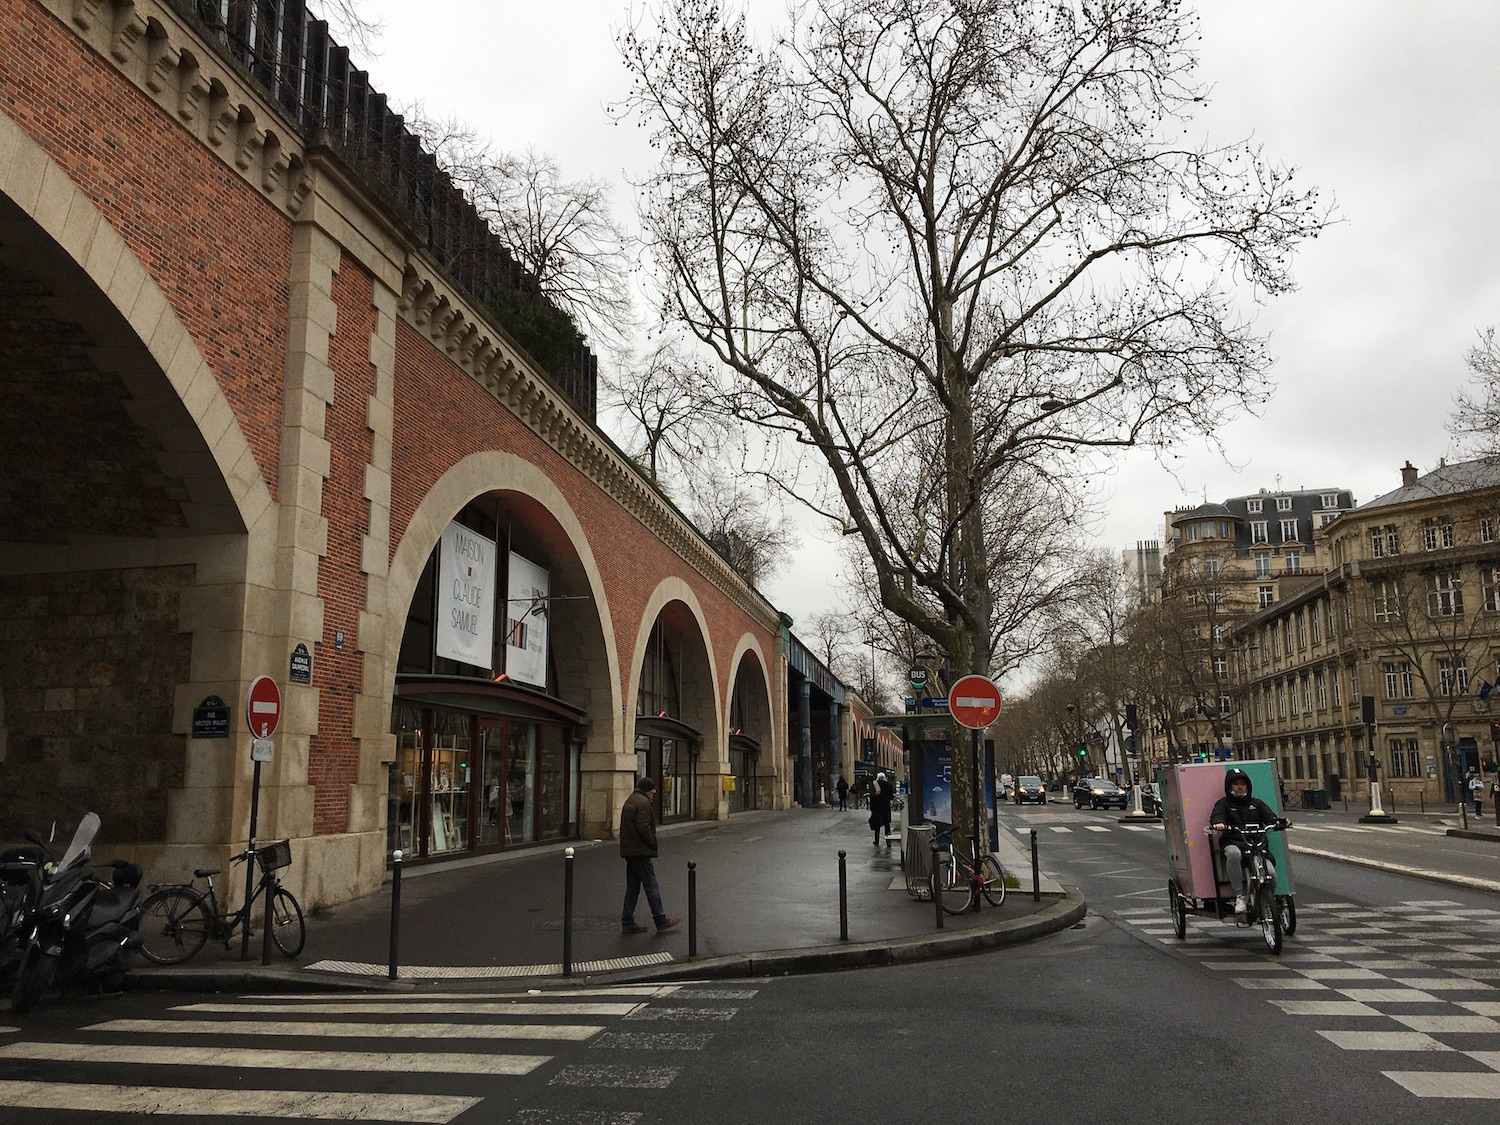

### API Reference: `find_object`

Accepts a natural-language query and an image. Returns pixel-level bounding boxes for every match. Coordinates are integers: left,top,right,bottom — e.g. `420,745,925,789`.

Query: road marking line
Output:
1084,826,1111,833
1383,1071,1500,1098
0,1042,545,1074
622,1008,737,1022
1335,988,1441,1003
305,953,674,978
548,1065,679,1088
1391,1015,1500,1033
1294,968,1388,981
175,1002,641,1017
1233,978,1328,991
1458,1002,1500,1016
1318,1031,1452,1052
0,1082,477,1122
1269,1000,1383,1016
1048,827,1073,833
87,1019,603,1041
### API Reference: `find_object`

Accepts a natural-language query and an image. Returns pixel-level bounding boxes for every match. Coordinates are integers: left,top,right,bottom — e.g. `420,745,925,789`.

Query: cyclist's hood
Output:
1223,768,1253,800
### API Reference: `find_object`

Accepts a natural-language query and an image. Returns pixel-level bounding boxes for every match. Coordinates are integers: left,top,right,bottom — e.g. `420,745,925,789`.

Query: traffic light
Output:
1125,704,1139,732
1491,721,1500,744
1076,744,1088,758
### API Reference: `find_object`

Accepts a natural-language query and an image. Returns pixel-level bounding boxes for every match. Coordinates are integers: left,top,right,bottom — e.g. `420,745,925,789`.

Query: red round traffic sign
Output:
948,674,1002,729
247,676,282,738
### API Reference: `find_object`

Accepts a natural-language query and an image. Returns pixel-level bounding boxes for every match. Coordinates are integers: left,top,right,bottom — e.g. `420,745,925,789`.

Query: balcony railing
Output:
178,0,598,422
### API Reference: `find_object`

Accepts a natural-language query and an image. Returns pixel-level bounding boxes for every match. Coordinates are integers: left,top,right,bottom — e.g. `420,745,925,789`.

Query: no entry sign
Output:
246,676,282,738
948,674,1002,730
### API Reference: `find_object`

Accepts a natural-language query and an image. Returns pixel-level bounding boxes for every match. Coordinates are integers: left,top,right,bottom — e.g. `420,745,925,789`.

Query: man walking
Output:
835,775,849,811
1467,770,1484,817
620,777,680,935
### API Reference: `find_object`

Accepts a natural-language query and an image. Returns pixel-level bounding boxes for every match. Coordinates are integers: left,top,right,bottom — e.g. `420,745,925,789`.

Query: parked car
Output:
1013,775,1048,804
1073,777,1128,810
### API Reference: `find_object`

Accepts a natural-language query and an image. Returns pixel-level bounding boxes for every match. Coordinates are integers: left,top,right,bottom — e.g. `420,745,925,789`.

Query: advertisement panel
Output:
505,552,550,687
436,522,496,668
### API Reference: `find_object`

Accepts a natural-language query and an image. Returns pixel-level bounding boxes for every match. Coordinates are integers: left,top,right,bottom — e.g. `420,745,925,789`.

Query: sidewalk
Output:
126,808,1083,995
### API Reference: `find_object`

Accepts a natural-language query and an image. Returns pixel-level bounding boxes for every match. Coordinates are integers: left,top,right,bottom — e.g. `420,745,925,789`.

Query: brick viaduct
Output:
0,0,798,908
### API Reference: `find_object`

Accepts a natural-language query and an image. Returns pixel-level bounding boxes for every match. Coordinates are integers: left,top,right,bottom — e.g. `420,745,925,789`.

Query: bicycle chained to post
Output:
932,830,1007,915
135,839,305,964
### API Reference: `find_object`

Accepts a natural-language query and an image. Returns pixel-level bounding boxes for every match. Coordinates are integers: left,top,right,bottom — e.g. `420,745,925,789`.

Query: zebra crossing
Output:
1040,820,1452,836
1113,899,1500,1099
0,983,756,1121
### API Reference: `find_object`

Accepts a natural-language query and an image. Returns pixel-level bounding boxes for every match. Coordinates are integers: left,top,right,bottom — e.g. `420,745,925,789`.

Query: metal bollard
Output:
562,847,575,978
388,850,402,981
931,839,943,930
261,864,275,966
838,850,848,941
688,861,698,957
1420,791,1425,813
1031,829,1040,902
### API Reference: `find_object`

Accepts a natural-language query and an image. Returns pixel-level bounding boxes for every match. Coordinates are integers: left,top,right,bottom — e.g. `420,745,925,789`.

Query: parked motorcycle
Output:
4,813,143,1013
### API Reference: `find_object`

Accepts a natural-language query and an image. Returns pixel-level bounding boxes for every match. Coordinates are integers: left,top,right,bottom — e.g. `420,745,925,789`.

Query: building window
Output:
1185,523,1199,541
1301,677,1313,712
1349,666,1359,701
1385,526,1400,555
1278,684,1287,718
1370,529,1385,558
1438,658,1469,696
1276,496,1293,512
1253,553,1270,577
1482,517,1495,543
1212,624,1225,644
1251,521,1269,544
1331,672,1342,708
1247,498,1263,514
1422,520,1453,551
1295,612,1307,649
1205,557,1221,576
1213,654,1228,676
1310,606,1322,644
1426,570,1464,617
1280,518,1299,542
1316,671,1328,710
1483,565,1500,613
1384,662,1414,699
1317,512,1338,528
1321,493,1339,509
1284,549,1302,574
1389,740,1407,777
1255,693,1265,723
1282,621,1293,656
1219,695,1231,717
1258,585,1274,608
1372,579,1401,622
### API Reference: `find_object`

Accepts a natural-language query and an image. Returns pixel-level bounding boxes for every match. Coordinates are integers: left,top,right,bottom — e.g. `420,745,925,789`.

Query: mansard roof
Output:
1360,457,1500,511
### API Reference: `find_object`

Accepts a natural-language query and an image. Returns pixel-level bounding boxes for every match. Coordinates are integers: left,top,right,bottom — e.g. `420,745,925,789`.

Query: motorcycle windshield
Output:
56,812,100,870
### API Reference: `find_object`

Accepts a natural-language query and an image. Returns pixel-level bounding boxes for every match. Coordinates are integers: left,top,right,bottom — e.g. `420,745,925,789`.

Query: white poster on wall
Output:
436,521,497,669
505,552,550,687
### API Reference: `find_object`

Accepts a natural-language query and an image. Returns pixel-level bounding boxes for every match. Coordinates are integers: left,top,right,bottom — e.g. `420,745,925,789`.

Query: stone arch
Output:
627,580,723,818
377,451,620,835
0,113,279,850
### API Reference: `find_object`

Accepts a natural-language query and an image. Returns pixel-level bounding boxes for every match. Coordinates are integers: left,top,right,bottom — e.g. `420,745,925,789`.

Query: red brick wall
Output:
307,255,376,834
2,0,291,496
390,323,775,706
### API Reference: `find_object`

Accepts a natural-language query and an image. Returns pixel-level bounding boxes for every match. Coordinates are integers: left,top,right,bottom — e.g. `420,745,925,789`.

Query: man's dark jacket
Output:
1210,792,1280,834
620,788,658,858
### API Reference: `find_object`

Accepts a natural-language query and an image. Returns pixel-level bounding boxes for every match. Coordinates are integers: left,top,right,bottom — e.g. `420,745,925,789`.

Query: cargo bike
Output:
1160,761,1297,954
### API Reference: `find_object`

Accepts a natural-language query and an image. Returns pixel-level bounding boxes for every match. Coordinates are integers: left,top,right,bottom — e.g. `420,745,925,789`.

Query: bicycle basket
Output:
255,839,292,872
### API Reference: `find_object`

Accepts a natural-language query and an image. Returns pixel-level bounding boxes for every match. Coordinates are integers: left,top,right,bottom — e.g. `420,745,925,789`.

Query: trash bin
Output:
903,824,935,899
1303,788,1329,810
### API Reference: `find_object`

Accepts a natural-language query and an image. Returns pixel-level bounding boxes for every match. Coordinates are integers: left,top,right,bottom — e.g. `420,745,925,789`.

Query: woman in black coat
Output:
869,772,895,847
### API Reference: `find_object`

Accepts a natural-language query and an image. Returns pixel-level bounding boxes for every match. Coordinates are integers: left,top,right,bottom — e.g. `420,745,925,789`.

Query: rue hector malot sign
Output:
947,674,1002,730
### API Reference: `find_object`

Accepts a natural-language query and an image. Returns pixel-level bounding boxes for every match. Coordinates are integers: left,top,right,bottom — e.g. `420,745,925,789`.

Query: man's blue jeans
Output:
623,856,666,927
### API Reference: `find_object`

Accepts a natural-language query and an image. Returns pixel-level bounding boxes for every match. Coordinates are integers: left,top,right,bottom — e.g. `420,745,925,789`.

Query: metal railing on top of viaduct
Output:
175,0,598,423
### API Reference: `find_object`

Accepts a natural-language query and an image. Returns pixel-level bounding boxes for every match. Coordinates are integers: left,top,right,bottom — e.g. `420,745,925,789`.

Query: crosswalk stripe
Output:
0,1042,546,1075
1383,1071,1500,1098
1048,826,1073,833
1317,1031,1452,1052
0,1081,477,1123
175,1002,642,1017
88,1018,604,1041
1084,826,1111,833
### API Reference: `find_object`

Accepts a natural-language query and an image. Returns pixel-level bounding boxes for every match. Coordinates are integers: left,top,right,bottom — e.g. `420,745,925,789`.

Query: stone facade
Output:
1228,459,1500,807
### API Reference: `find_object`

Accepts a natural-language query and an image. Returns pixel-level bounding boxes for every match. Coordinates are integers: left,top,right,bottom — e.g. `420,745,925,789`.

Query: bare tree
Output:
1451,328,1500,459
620,0,1330,834
403,113,636,362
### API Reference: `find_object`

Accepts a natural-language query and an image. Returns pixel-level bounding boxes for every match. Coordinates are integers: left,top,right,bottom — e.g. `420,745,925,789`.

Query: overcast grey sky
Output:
357,0,1500,626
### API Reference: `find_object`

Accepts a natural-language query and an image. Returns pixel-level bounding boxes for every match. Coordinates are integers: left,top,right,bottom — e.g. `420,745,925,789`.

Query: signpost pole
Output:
240,758,261,961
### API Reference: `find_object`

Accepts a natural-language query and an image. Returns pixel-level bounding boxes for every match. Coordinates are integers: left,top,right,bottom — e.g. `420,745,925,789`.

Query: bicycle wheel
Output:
136,888,211,965
938,856,976,915
269,887,306,957
1257,885,1283,954
1278,894,1297,936
978,854,1007,908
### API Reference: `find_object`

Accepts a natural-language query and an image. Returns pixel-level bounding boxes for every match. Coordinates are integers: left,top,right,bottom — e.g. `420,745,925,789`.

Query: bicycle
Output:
933,832,1006,915
136,839,305,964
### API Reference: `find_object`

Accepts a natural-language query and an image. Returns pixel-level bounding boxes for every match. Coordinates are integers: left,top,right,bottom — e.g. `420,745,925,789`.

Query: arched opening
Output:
632,600,716,823
385,488,610,861
0,190,244,843
727,650,774,812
